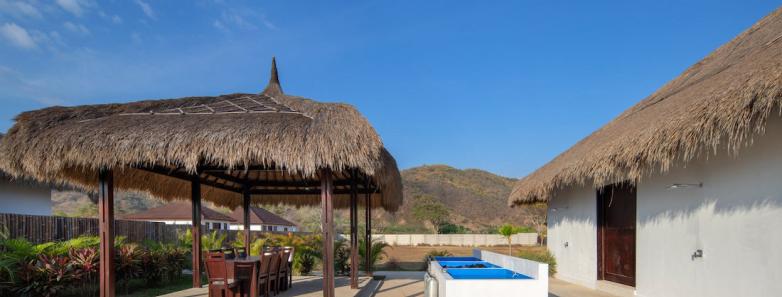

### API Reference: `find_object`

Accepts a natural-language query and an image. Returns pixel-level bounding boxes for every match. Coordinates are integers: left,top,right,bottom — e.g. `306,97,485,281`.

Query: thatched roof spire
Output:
262,57,284,97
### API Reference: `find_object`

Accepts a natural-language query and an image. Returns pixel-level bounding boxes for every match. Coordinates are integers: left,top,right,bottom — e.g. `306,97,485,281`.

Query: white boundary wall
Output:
339,233,538,246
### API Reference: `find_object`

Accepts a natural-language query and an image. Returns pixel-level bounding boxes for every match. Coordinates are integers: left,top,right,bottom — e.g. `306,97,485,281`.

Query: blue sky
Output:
0,1,779,178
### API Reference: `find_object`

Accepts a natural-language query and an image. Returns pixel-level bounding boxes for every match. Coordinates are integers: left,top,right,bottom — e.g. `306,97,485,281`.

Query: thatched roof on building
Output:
0,59,402,211
510,7,782,204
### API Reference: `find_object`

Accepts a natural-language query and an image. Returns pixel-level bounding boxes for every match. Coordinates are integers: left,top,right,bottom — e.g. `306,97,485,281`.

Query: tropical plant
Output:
15,254,79,297
177,228,193,250
297,249,318,275
358,237,389,271
115,244,141,294
69,247,99,295
201,231,227,251
333,239,350,276
232,231,247,249
498,224,524,255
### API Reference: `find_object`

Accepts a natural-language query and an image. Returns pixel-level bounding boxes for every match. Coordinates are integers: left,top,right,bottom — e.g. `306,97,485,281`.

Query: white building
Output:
123,202,236,230
228,206,298,232
509,8,782,297
0,173,52,216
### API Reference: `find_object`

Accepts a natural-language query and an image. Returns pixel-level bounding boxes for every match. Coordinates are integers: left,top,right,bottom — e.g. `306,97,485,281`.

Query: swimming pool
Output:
425,250,548,297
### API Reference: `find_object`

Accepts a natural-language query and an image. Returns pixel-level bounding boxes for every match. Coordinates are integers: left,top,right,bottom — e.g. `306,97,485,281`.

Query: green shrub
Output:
358,237,389,271
333,239,350,276
516,249,556,276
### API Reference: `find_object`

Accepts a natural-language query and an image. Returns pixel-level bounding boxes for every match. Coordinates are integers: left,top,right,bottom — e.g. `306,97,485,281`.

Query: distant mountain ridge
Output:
388,165,546,232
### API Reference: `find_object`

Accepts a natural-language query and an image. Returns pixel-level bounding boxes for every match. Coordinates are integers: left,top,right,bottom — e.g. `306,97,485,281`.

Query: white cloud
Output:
214,9,276,33
63,21,90,36
0,23,37,49
98,10,123,24
0,0,43,19
134,0,155,19
56,0,91,17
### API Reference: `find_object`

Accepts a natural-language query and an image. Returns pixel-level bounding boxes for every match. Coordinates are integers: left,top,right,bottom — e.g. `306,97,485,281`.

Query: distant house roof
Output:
123,202,236,222
229,207,296,227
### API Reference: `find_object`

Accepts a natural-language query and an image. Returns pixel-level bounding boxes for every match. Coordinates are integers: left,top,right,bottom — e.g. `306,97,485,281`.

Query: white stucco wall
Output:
547,116,782,296
634,116,782,297
0,179,52,215
546,185,597,288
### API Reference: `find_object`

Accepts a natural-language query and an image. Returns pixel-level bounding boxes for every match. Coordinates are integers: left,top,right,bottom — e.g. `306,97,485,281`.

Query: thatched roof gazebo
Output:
0,58,401,297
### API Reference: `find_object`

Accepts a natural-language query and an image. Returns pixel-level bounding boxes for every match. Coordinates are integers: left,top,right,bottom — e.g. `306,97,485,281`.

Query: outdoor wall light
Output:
668,183,703,189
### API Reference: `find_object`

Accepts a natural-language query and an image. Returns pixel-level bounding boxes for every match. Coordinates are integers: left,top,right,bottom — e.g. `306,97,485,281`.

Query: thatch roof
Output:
0,59,402,211
510,7,782,205
123,202,237,222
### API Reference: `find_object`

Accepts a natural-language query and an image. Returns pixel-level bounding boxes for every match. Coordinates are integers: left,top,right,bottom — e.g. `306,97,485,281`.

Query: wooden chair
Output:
267,251,282,296
233,260,257,297
278,249,292,291
205,250,239,297
258,252,272,297
283,246,294,289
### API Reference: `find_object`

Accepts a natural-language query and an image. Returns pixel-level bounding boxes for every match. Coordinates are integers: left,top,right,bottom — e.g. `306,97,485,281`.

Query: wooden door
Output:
597,183,636,286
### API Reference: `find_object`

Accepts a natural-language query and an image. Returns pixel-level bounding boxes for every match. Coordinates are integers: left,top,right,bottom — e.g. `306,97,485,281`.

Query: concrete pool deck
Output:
161,272,620,297
372,271,620,297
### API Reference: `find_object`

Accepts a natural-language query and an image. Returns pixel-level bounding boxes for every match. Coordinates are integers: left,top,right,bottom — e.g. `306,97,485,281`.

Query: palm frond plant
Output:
201,231,227,251
358,237,389,271
333,239,350,275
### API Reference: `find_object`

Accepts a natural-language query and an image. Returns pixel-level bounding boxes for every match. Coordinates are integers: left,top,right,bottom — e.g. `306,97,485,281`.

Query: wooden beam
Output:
242,186,251,256
137,166,243,193
364,176,372,276
98,169,115,297
349,169,359,289
191,176,202,288
321,168,335,297
248,188,378,195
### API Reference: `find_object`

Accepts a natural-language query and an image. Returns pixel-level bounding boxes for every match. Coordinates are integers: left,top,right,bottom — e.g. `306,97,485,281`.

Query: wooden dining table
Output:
226,256,261,297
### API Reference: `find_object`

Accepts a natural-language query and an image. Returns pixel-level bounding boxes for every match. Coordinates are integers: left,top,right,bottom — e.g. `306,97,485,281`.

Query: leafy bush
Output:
297,249,317,275
422,249,452,269
438,223,470,234
516,249,557,276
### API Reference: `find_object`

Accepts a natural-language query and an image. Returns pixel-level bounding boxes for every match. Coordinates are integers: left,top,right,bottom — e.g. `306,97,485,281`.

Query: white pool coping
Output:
427,249,548,297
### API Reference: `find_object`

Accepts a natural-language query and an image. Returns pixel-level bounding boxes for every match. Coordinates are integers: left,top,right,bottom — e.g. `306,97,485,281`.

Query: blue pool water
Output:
438,261,499,268
446,268,532,280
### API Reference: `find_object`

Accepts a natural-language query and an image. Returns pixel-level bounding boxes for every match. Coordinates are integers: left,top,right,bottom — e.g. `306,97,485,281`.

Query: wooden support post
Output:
242,186,251,256
191,176,202,288
364,177,372,276
98,169,115,297
321,168,335,297
349,169,359,288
